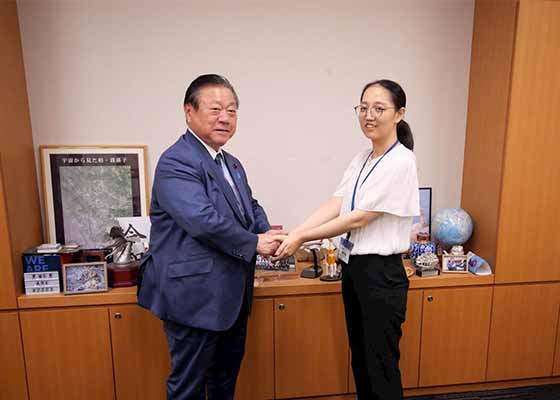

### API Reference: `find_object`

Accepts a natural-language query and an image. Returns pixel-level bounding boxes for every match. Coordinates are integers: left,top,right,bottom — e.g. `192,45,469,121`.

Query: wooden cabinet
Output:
462,0,560,283
20,307,115,400
0,312,28,400
487,283,560,381
235,299,275,400
274,294,348,399
419,286,492,387
348,289,423,392
109,305,170,400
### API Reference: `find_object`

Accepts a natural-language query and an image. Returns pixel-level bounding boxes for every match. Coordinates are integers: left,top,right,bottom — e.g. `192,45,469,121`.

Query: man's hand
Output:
256,232,281,256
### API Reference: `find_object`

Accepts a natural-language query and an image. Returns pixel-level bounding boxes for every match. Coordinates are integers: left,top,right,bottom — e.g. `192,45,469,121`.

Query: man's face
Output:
185,85,238,151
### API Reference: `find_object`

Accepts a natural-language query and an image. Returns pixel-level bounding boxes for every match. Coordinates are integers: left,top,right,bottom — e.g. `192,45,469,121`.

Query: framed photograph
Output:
442,254,469,274
40,146,149,249
411,187,432,240
62,261,108,294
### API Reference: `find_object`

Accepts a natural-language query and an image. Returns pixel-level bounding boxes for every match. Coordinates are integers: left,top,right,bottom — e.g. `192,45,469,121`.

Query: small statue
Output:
105,226,138,266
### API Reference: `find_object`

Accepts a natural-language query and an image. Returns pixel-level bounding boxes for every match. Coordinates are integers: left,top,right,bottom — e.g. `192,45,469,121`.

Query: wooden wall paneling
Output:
495,0,560,283
236,299,275,400
0,161,18,309
20,307,115,400
0,1,43,301
0,311,28,400
461,0,518,269
419,286,493,387
275,294,348,399
109,305,170,400
487,283,559,380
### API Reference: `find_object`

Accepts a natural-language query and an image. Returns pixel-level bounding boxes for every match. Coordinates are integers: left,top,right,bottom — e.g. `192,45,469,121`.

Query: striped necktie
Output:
215,153,246,220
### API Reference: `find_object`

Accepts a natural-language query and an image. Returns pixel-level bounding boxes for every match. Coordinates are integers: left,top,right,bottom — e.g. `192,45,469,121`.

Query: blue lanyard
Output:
350,140,399,212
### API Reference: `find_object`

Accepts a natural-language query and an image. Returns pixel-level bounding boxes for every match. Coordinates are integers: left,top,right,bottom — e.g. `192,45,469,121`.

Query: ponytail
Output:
397,120,414,150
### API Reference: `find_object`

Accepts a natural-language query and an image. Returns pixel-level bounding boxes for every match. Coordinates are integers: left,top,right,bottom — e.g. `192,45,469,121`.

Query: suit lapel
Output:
185,132,248,227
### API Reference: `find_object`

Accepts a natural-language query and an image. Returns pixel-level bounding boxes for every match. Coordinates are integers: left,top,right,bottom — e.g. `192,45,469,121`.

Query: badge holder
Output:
300,244,323,279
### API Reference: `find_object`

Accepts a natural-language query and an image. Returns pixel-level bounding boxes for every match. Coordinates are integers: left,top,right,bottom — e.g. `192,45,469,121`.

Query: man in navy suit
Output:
138,74,279,400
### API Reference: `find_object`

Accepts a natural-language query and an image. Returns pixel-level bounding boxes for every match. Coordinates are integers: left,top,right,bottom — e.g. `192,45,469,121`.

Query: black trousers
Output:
342,253,409,400
162,299,249,400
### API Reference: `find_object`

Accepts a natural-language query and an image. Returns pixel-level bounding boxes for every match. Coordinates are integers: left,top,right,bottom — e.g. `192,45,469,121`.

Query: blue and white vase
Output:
410,233,437,262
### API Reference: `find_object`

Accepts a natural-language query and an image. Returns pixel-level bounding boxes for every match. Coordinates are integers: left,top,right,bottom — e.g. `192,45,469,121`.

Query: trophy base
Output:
320,273,341,282
300,265,323,279
108,261,139,288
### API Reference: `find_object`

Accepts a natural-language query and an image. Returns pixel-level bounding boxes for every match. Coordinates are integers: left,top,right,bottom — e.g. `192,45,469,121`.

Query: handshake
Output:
256,230,303,261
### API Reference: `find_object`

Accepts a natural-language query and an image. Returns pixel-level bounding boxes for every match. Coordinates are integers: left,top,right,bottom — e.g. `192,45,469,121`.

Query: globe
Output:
432,208,473,247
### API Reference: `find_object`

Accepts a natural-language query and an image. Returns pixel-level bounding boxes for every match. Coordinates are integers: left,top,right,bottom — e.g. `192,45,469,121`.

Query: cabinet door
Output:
349,289,423,392
487,283,559,380
109,305,170,400
20,307,115,400
419,286,492,386
235,299,274,400
0,312,28,400
275,294,348,399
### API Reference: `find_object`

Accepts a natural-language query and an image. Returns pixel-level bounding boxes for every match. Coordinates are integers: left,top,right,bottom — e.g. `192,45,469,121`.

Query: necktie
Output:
215,153,246,221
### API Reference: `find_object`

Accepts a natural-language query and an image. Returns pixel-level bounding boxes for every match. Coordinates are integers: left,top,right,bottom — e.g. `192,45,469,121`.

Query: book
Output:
36,243,62,253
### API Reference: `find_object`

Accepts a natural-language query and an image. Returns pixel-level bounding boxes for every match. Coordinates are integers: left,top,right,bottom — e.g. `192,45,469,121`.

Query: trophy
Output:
105,226,140,287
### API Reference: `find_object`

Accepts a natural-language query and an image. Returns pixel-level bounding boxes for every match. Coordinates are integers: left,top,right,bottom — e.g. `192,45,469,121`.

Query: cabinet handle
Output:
114,312,122,320
278,303,286,311
427,296,433,302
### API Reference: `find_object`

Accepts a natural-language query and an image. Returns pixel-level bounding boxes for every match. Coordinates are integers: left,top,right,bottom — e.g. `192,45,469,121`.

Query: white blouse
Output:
334,144,420,255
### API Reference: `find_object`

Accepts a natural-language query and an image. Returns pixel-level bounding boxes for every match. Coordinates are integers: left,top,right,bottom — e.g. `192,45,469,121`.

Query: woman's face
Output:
358,85,404,143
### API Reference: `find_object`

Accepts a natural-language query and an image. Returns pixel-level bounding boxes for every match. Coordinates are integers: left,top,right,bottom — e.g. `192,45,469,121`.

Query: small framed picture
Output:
62,262,109,294
442,254,469,274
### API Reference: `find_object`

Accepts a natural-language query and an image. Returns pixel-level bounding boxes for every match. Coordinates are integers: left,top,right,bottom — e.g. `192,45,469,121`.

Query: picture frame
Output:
62,261,109,294
442,254,469,274
40,145,149,249
411,187,432,240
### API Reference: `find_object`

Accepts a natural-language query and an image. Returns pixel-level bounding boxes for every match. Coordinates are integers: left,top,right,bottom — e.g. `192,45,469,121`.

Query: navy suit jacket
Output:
138,131,270,331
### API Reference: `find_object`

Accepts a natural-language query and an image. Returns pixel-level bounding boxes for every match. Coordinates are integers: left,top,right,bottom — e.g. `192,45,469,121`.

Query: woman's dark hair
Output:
360,79,414,150
183,74,239,109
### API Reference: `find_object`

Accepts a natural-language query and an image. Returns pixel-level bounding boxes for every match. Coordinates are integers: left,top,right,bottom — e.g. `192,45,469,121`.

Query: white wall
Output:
18,0,474,230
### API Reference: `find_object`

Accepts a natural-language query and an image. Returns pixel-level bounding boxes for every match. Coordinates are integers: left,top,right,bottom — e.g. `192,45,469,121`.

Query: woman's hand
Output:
271,232,304,261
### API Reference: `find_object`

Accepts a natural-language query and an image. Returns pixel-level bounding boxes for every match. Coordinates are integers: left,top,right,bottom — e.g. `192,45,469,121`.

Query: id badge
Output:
338,237,354,264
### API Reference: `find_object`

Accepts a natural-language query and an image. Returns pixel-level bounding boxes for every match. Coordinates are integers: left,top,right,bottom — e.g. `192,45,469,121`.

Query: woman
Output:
274,79,419,399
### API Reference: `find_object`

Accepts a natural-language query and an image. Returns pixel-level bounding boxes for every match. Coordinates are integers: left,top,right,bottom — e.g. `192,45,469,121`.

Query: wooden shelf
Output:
17,261,494,309
17,286,137,309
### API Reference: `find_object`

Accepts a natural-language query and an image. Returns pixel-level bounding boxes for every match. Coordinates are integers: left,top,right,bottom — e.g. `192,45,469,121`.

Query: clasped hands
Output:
256,230,305,261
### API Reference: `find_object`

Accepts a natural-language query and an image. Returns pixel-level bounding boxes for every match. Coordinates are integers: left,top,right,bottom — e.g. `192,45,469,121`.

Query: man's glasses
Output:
354,105,394,118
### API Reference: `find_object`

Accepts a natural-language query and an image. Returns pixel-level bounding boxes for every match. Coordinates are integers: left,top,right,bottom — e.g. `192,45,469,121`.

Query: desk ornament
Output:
320,239,341,281
300,241,323,279
414,248,440,277
105,226,140,287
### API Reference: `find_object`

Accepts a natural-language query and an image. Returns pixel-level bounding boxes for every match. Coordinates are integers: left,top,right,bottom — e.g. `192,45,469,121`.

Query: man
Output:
138,74,279,400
